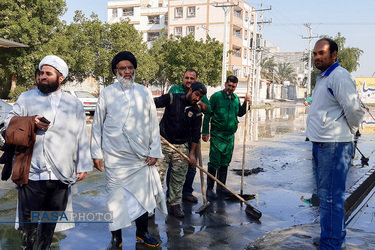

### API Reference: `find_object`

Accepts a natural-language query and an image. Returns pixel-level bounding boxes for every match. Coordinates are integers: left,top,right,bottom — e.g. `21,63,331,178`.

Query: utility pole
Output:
249,8,257,106
302,24,318,98
214,2,238,89
254,4,271,104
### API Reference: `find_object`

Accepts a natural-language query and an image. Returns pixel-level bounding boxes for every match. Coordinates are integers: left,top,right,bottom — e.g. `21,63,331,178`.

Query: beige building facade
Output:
107,0,258,86
167,0,257,85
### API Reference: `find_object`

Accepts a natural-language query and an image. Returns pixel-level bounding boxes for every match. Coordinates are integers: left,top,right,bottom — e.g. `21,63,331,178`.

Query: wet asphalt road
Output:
1,100,374,249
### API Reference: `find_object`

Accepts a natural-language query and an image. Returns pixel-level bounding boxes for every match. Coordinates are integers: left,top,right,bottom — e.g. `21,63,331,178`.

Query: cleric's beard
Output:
37,78,59,94
116,72,135,88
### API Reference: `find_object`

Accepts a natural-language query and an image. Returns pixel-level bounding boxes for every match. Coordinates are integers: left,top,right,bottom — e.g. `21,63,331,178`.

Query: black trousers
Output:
19,180,69,222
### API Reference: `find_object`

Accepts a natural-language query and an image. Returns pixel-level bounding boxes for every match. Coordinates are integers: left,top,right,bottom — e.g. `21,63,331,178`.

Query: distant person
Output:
306,38,364,249
5,55,92,249
91,51,166,248
202,75,251,198
304,96,312,106
34,67,41,84
166,69,210,203
154,81,207,218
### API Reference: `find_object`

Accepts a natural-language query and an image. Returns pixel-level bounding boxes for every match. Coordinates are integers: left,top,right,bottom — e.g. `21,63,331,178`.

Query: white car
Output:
0,99,13,127
64,90,98,115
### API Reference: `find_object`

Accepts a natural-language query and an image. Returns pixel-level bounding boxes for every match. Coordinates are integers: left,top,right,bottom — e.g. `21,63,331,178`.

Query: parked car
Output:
0,99,13,128
64,90,98,115
0,100,13,145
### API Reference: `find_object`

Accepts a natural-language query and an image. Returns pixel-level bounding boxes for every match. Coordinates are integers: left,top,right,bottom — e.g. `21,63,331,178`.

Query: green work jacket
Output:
168,84,211,115
202,90,248,140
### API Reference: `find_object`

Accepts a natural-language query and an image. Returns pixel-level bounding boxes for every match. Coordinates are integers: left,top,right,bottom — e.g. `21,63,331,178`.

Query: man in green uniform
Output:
167,69,210,203
202,75,251,198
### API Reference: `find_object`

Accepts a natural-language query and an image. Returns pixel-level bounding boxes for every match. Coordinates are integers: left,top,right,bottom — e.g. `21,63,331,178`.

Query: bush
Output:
9,86,29,101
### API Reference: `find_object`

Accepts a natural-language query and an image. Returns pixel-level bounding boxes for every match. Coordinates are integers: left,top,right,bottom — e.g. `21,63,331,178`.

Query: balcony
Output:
234,10,242,20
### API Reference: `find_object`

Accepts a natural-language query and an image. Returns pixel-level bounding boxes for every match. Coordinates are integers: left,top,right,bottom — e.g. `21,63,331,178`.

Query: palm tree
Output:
261,58,277,82
277,62,297,84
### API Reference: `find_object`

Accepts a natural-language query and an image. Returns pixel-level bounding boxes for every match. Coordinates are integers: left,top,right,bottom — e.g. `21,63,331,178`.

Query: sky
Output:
62,0,375,78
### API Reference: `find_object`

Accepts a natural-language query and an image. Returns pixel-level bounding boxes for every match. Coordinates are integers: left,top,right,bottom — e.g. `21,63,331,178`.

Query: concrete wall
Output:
62,76,103,96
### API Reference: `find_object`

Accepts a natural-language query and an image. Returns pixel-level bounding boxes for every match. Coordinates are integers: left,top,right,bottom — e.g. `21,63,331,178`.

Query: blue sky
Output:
62,0,375,78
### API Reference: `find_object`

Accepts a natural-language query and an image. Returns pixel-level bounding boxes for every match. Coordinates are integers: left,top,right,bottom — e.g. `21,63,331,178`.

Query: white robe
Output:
90,82,167,231
7,88,92,231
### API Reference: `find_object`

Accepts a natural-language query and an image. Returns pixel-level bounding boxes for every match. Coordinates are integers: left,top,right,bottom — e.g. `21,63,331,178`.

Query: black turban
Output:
111,51,137,74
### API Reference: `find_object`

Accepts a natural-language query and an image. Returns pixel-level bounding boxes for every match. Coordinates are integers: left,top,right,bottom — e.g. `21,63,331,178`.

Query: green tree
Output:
149,31,168,92
309,33,363,90
160,35,222,89
0,0,66,96
61,13,157,86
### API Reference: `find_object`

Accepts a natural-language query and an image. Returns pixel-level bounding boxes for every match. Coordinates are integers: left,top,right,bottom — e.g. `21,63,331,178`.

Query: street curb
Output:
345,166,375,222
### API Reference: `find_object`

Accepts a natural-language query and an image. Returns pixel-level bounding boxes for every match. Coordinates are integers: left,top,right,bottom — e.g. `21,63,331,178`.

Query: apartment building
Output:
107,0,257,85
107,0,168,44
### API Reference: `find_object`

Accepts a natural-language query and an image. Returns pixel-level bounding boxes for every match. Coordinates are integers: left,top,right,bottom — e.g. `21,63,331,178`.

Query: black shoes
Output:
168,204,185,218
136,231,160,247
216,188,232,198
107,229,122,250
182,194,198,203
206,189,218,199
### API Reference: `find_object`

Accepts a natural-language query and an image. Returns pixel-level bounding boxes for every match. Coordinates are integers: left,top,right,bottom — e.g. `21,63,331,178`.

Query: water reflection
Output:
236,106,309,143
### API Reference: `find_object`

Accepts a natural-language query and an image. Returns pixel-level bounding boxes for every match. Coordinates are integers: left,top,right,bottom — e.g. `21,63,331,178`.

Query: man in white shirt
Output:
306,38,364,249
5,55,92,249
91,51,166,249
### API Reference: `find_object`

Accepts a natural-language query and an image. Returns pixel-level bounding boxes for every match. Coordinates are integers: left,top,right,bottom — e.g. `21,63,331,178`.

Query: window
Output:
187,7,195,17
164,14,168,24
244,30,248,40
234,10,242,19
175,27,182,36
233,30,241,38
122,8,134,16
147,32,160,42
112,9,118,18
244,49,247,59
175,7,183,18
245,11,249,21
232,48,241,57
148,15,160,24
187,26,195,35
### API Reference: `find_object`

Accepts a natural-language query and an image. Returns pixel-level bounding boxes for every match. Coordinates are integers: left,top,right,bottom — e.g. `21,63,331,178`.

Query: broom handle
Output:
161,137,251,207
197,142,208,204
241,75,251,195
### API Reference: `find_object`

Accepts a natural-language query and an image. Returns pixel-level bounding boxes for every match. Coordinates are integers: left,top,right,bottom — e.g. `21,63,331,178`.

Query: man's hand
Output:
197,100,208,112
145,157,157,166
202,134,209,142
245,93,252,104
35,115,50,131
76,172,87,182
188,152,197,166
93,159,104,172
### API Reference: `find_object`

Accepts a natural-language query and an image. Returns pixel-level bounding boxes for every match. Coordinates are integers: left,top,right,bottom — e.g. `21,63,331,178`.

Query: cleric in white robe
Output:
90,51,166,248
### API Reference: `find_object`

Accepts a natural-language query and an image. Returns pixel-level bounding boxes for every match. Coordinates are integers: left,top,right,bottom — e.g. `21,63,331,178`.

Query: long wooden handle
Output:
161,137,251,207
241,75,251,195
197,142,207,204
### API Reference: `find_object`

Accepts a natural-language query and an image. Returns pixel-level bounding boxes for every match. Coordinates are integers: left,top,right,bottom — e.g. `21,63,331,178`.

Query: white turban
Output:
39,55,69,78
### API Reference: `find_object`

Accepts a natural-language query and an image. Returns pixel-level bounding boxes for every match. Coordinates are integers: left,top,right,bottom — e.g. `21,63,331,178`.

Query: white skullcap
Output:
39,55,69,78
